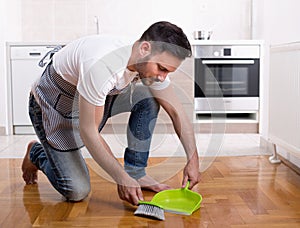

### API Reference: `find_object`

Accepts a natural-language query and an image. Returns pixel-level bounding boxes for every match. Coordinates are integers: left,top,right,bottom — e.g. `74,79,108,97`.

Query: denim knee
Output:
129,97,160,141
64,179,91,202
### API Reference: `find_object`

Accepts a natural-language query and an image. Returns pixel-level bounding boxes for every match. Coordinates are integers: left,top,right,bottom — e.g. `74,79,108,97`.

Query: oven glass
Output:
195,59,259,97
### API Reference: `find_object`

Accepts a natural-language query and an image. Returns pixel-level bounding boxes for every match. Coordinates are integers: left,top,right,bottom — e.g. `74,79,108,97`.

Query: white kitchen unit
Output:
268,42,300,165
7,43,63,134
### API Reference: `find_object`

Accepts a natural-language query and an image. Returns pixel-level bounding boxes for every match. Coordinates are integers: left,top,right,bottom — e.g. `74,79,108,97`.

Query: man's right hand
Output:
117,178,144,205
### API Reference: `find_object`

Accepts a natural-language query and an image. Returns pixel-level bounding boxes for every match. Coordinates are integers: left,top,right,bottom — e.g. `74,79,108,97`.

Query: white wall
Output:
0,0,22,134
264,0,300,45
0,0,5,131
253,0,300,44
0,0,252,134
19,0,252,42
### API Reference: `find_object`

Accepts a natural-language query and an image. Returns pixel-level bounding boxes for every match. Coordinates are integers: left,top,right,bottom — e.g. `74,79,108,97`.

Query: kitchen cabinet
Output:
8,43,62,134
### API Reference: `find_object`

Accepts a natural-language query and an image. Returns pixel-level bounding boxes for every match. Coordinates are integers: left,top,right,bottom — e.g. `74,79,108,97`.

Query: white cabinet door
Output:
10,45,54,133
11,59,44,125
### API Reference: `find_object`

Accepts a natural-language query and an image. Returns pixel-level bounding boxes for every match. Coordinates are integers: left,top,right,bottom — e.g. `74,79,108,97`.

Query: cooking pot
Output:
194,30,213,40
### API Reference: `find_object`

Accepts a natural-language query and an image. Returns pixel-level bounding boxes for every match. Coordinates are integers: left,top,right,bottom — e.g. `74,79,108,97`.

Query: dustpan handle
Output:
184,181,190,190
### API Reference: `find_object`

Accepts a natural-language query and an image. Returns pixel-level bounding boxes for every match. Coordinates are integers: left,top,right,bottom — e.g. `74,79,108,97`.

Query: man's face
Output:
135,51,182,86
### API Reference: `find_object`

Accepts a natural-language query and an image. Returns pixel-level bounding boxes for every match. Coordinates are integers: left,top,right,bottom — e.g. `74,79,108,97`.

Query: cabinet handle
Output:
29,52,41,56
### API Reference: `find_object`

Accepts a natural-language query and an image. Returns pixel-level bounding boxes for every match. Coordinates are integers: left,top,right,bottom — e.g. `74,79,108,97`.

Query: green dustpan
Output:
144,181,202,215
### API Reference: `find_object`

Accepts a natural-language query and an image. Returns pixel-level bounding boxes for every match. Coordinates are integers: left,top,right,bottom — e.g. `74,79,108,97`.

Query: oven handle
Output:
202,60,255,65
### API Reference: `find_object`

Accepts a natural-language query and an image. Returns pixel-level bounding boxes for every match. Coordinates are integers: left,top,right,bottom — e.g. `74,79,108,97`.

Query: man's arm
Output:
78,95,144,205
150,85,200,189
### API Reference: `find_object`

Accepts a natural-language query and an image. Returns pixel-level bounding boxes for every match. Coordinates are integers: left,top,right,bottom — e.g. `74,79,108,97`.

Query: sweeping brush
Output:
134,201,165,220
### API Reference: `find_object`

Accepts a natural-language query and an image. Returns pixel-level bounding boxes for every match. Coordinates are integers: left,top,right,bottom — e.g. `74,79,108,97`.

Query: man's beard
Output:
135,55,156,86
141,77,156,86
135,56,149,75
136,66,155,86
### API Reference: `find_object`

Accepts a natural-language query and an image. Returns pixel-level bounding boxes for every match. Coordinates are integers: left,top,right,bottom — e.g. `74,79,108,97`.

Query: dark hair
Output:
139,21,192,60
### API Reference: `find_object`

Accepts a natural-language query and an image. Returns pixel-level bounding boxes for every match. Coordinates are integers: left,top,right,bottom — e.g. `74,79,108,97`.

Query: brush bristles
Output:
134,204,165,220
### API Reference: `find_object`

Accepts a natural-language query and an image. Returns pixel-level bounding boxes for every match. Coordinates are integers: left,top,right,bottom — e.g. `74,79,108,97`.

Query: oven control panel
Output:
193,45,260,59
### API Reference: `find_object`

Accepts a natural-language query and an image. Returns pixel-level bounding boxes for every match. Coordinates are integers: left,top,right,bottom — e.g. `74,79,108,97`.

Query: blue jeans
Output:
28,84,159,201
107,85,160,180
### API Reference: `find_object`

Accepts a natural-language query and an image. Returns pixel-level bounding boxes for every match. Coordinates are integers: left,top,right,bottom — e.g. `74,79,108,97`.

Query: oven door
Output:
195,58,259,98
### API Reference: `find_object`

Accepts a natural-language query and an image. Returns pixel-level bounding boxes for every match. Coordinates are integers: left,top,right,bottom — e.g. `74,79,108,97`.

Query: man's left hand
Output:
182,151,200,189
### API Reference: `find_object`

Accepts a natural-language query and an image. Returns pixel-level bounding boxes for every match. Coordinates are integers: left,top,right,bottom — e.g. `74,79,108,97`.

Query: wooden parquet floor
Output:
0,156,300,227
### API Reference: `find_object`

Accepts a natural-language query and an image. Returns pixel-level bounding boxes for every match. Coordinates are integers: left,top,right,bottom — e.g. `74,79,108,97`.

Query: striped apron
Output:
33,62,83,151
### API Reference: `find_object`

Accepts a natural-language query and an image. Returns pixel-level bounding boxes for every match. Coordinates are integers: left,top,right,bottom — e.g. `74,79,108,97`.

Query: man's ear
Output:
139,41,152,57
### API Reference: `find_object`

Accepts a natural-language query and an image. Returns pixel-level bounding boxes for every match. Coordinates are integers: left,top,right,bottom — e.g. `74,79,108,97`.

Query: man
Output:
22,21,200,205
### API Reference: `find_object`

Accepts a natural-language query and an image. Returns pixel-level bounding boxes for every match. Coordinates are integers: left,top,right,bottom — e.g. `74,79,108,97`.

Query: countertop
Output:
7,42,67,47
191,39,264,46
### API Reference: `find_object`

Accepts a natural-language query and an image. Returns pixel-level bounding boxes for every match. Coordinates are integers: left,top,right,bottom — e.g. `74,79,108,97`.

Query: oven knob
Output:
213,51,220,57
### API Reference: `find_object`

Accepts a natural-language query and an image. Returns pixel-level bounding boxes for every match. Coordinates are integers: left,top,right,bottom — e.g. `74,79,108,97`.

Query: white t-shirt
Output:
53,35,170,106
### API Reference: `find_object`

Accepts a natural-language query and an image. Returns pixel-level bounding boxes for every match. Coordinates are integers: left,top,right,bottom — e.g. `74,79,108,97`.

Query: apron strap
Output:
38,45,63,68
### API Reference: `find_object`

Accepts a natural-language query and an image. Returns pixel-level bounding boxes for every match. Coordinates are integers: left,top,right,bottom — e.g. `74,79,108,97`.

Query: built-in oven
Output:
194,45,260,113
